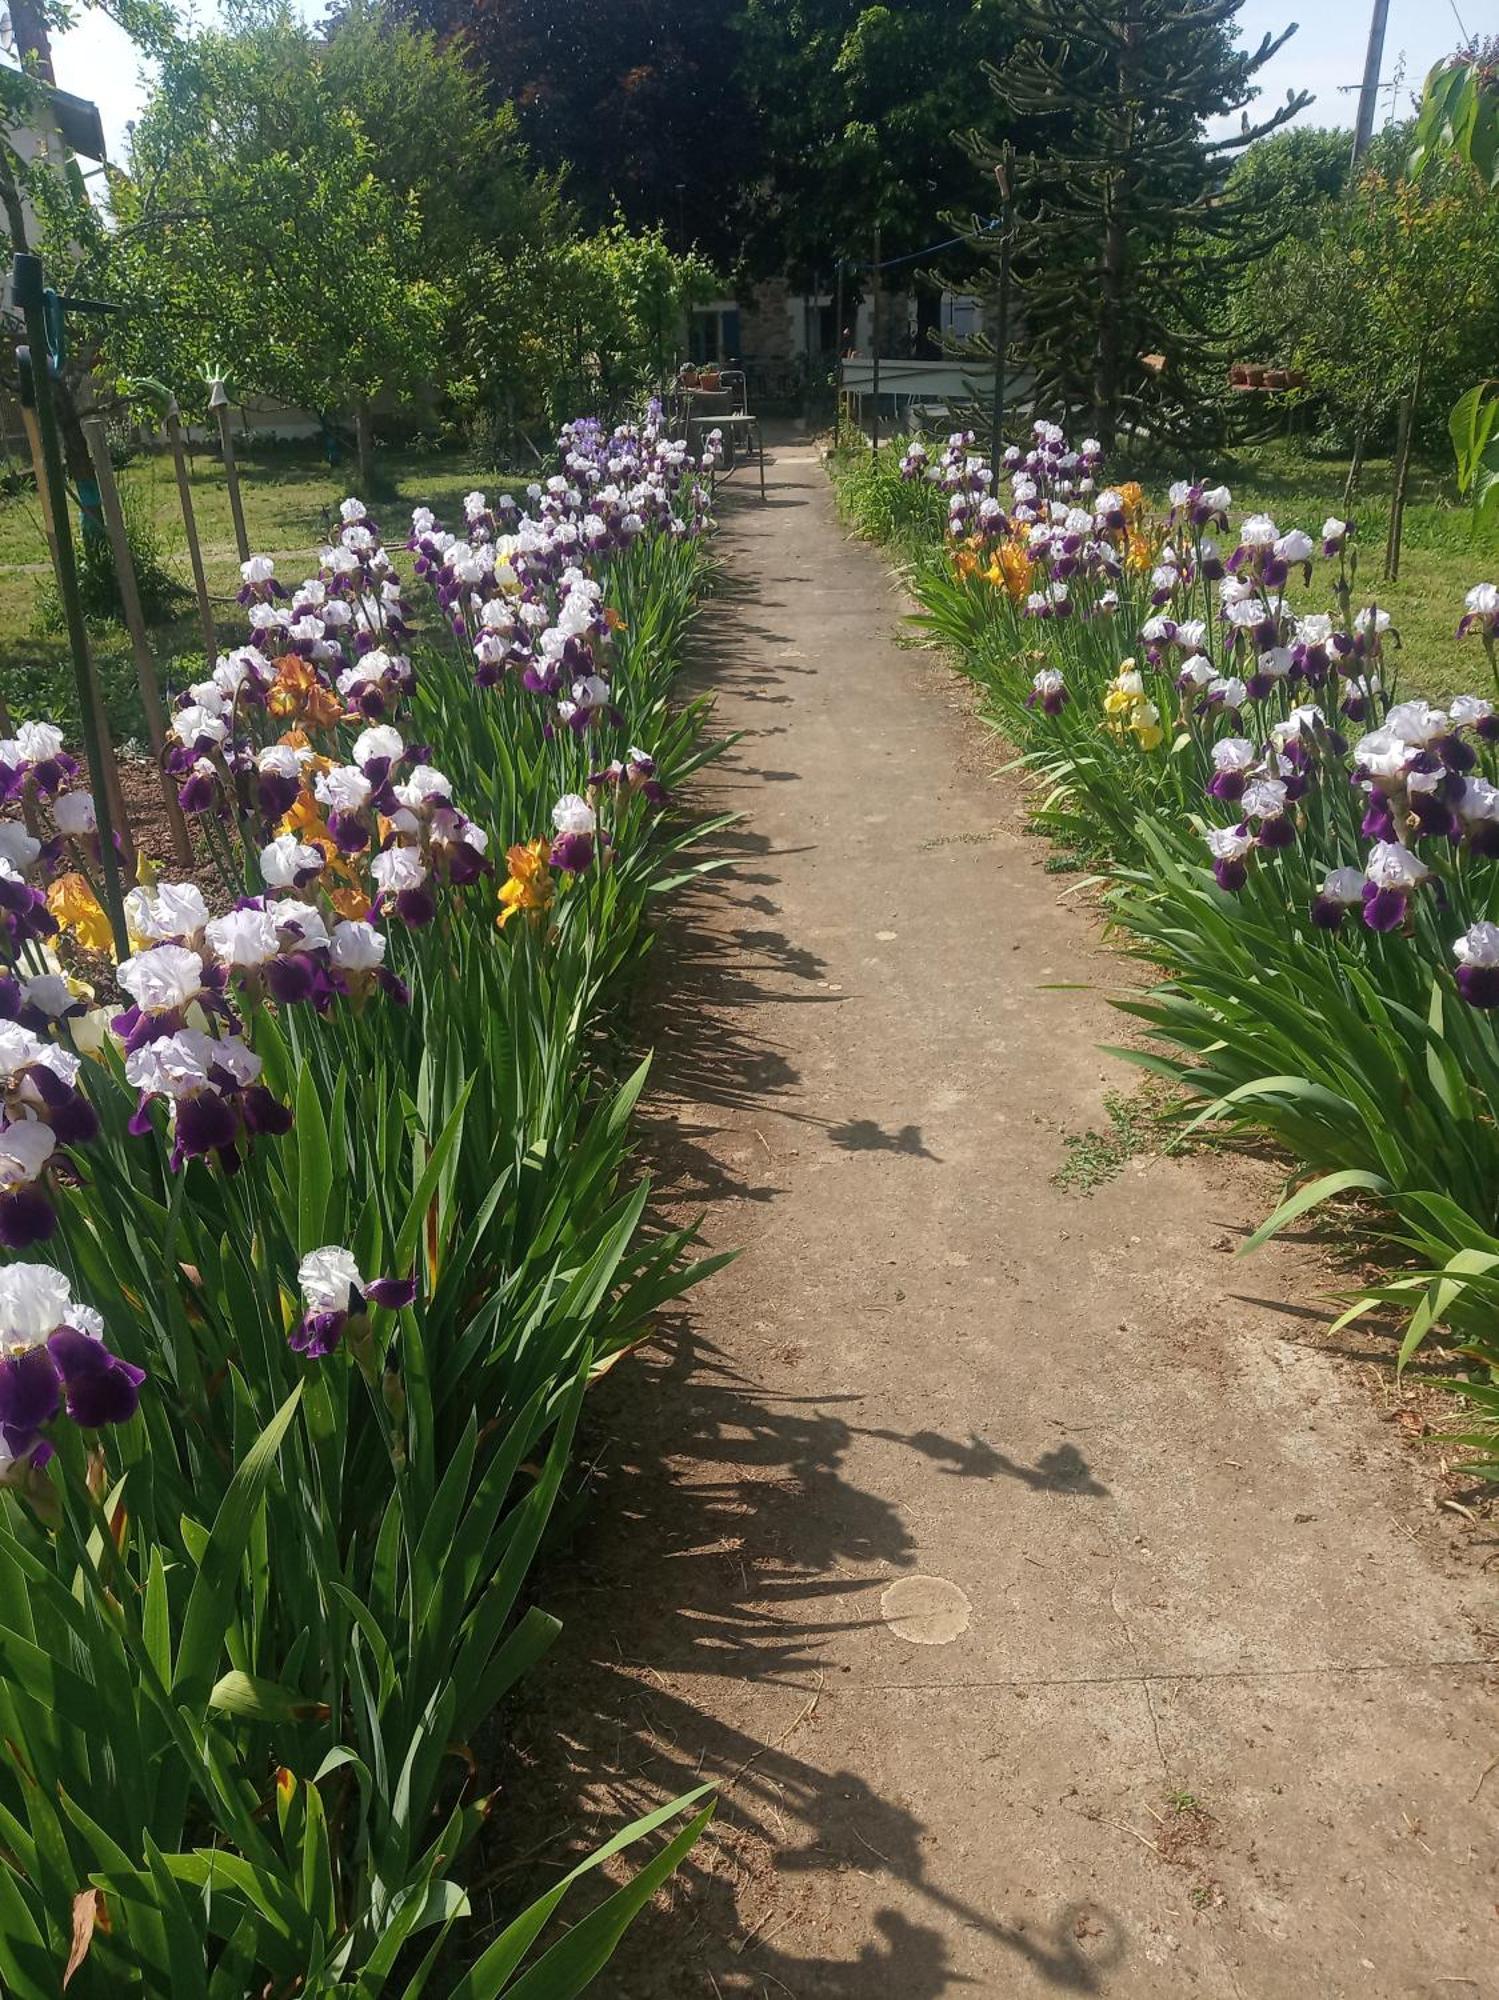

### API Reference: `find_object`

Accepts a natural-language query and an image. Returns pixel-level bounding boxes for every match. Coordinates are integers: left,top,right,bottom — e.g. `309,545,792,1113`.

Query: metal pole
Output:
210,378,251,563
164,399,218,667
1351,0,1390,165
11,255,128,954
871,222,882,456
834,258,845,439
82,418,194,868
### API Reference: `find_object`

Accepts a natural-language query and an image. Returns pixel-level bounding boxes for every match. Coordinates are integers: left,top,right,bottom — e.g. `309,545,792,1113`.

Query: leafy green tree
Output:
457,217,717,437
1216,126,1359,365
966,0,1309,446
1248,146,1499,570
735,0,1020,282
386,0,758,268
39,3,559,484
1409,40,1499,531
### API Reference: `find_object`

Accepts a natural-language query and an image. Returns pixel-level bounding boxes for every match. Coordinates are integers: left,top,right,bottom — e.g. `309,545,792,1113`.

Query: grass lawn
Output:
0,439,527,745
1134,440,1499,703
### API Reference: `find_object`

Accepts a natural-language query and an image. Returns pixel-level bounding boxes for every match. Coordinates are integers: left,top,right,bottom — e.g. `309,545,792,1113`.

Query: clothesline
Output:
854,218,1003,273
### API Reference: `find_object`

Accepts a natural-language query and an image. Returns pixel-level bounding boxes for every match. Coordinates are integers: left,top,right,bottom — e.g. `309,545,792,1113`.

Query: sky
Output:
47,0,1479,168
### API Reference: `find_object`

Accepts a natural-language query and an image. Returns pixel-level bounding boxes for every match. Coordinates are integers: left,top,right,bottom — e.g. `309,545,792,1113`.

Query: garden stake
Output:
81,417,195,867
210,377,251,563
164,397,218,665
11,253,129,952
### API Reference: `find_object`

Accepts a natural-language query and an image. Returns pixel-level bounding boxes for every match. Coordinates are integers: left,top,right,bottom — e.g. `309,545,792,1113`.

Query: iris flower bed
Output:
0,410,726,1993
838,424,1499,1468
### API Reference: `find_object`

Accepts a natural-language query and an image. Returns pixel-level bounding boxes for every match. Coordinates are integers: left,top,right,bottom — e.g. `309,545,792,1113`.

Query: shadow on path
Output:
486,451,1125,1997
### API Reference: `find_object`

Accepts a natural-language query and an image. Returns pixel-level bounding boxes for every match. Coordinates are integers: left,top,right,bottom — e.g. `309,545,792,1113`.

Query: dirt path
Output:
518,440,1498,1998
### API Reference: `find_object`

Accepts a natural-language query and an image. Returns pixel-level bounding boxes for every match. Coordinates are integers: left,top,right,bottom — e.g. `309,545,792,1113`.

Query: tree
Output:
967,0,1310,446
43,2,558,483
1216,125,1360,366
387,0,758,268
455,217,717,436
1409,39,1499,534
735,0,1021,283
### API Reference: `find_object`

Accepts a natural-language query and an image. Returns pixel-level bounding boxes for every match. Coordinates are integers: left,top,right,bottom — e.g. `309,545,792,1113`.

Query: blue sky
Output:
52,0,1476,167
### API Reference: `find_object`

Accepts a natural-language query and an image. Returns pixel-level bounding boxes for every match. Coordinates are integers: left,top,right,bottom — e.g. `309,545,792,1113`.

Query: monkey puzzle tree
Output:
966,0,1309,446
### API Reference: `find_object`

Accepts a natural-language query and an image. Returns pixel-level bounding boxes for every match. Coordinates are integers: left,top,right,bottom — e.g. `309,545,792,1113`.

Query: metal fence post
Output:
10,253,128,953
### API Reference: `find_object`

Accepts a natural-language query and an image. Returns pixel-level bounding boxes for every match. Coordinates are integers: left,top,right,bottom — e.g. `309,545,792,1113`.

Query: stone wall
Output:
738,279,796,362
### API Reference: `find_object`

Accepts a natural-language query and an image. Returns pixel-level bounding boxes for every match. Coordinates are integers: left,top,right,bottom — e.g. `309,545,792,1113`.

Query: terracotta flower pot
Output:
1245,365,1266,388
700,370,721,391
1265,368,1289,391
680,368,700,388
1229,363,1250,387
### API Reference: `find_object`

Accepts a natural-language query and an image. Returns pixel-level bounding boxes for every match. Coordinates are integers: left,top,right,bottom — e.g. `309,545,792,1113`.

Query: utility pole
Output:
870,222,882,456
1351,0,1391,165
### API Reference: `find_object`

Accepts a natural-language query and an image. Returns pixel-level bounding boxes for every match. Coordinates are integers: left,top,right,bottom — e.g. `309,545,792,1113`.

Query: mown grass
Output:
1185,440,1499,702
0,439,520,744
834,431,1499,703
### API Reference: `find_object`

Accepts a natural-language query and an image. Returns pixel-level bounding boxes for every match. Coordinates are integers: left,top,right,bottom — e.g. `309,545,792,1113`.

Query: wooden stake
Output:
209,380,250,563
82,418,194,868
164,401,218,667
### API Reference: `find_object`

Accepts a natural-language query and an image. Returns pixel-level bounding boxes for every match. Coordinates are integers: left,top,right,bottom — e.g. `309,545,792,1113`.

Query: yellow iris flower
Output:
497,839,554,929
47,872,114,955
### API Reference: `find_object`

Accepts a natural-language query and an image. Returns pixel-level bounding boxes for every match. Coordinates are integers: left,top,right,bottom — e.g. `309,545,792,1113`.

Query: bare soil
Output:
499,439,1499,1999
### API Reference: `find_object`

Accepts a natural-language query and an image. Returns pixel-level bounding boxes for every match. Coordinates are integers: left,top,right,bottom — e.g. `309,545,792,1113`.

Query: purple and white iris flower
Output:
1208,737,1255,802
124,1028,291,1173
0,722,78,802
1027,668,1069,717
1204,823,1255,892
290,1245,416,1358
1453,921,1499,1008
0,1022,97,1148
1459,583,1499,642
1310,866,1365,931
1362,841,1428,933
550,794,598,874
0,1264,143,1467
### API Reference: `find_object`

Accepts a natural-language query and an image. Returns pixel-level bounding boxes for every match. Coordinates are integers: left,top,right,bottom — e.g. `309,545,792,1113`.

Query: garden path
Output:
520,438,1499,1998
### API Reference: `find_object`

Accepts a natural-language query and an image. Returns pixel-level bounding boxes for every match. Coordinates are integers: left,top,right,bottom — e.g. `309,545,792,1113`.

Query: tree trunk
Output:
354,404,375,498
1342,424,1366,515
1384,353,1424,584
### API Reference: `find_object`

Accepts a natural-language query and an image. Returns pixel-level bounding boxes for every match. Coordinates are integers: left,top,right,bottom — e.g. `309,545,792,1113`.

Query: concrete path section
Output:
517,441,1499,1998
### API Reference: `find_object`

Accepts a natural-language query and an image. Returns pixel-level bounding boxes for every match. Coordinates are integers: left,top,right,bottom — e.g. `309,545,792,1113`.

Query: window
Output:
689,305,741,363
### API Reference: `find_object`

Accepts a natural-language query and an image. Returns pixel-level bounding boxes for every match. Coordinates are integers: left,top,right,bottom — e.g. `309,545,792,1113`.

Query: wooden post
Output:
209,379,251,564
164,399,218,666
82,418,193,869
